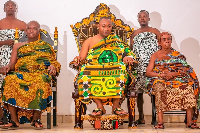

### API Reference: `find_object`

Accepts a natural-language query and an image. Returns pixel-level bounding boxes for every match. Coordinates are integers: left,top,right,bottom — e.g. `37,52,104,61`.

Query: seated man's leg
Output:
0,104,3,124
91,99,105,115
154,111,164,129
157,111,164,124
137,93,145,124
32,110,43,128
186,108,193,125
3,104,20,127
112,98,127,115
186,108,200,128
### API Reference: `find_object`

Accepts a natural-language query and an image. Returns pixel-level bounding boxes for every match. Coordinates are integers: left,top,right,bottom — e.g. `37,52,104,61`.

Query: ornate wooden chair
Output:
70,3,137,129
46,27,58,129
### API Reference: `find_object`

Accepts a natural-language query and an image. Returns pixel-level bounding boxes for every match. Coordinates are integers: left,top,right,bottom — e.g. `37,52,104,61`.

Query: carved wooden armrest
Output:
71,72,79,99
72,91,79,99
126,61,138,98
69,61,81,71
69,60,88,71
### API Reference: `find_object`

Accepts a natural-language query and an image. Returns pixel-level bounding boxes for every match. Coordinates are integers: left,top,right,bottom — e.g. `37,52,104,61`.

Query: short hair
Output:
27,21,40,29
99,16,113,26
4,0,16,9
99,16,111,22
158,32,172,43
138,10,149,17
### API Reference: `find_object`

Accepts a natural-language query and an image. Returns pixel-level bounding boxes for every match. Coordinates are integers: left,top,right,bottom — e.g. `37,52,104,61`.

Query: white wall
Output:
0,0,200,115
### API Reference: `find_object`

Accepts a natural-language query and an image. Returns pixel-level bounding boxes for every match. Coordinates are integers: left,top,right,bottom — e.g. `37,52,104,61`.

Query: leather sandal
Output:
136,119,145,124
113,108,128,115
154,123,165,129
31,119,44,130
1,120,19,130
187,123,200,129
0,117,4,125
89,108,104,116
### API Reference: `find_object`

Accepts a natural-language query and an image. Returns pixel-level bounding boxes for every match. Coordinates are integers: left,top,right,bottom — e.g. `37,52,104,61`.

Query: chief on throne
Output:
72,16,137,116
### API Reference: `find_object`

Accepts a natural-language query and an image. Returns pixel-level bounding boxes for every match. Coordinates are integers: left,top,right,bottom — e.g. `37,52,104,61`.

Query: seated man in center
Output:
73,17,136,116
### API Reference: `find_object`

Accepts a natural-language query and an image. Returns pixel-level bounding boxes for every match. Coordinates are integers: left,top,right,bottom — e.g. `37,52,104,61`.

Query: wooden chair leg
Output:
127,97,137,128
74,99,83,129
151,95,157,125
2,108,8,124
53,91,57,126
47,103,51,129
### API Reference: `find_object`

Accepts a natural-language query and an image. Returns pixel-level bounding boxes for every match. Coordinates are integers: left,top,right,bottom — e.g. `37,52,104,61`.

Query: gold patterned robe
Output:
1,40,61,123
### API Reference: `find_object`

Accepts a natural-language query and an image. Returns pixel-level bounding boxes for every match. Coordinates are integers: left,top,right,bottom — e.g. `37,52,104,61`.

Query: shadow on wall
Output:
59,31,75,115
180,38,200,79
109,4,138,31
149,11,179,51
41,25,75,115
109,4,138,47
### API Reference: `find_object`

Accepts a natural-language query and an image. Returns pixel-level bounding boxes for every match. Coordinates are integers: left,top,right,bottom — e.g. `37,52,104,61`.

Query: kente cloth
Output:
147,50,200,112
133,32,158,93
1,40,61,123
0,29,24,94
77,33,136,100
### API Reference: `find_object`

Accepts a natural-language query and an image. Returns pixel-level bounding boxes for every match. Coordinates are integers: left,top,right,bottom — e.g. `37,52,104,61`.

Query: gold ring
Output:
74,58,77,62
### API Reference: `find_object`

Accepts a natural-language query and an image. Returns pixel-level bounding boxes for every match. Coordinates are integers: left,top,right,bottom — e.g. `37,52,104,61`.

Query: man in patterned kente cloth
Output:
146,32,200,129
0,21,61,129
130,10,160,124
73,17,137,116
0,0,26,124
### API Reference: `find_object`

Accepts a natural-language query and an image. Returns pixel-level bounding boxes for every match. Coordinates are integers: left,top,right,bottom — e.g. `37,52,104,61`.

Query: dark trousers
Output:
137,93,144,120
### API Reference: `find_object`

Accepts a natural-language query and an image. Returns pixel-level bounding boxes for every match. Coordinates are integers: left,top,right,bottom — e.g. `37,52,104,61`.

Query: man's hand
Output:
160,71,178,80
4,40,15,46
73,56,82,66
123,56,135,65
48,65,56,76
0,65,11,75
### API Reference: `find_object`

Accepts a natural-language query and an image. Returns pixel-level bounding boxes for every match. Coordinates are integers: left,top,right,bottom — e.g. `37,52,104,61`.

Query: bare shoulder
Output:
151,27,160,36
150,51,159,60
83,36,93,45
81,37,93,50
16,19,26,30
0,18,6,22
16,18,25,24
132,29,141,38
0,18,6,29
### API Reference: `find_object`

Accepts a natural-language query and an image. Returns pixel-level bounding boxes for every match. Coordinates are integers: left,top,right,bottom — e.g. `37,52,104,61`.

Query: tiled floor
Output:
1,122,200,133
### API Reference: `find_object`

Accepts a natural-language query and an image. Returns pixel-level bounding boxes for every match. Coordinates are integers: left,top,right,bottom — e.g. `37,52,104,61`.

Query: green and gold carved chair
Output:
70,3,137,129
